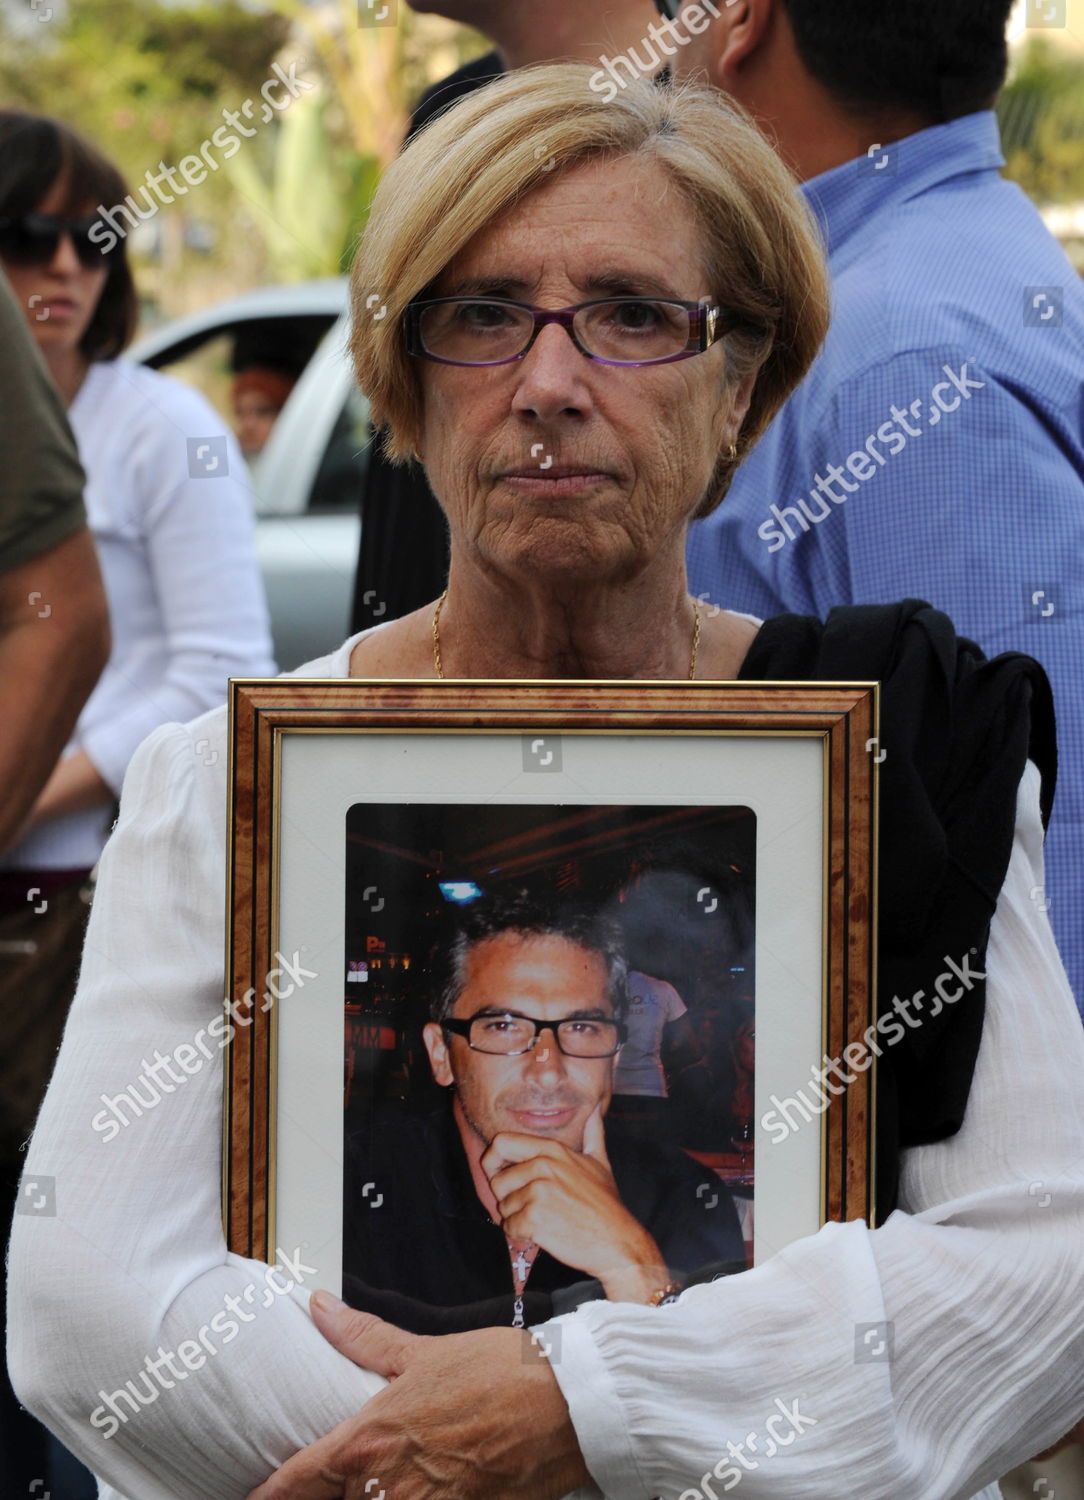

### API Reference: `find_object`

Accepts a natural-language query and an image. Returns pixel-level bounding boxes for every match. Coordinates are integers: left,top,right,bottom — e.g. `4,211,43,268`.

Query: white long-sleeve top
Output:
2,356,275,871
7,632,1084,1500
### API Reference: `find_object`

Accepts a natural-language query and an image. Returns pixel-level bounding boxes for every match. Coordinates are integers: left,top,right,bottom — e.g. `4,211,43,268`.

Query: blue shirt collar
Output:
801,111,1006,254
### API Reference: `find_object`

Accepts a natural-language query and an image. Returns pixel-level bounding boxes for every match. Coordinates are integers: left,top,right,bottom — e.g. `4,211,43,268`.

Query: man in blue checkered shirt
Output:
679,0,1084,1016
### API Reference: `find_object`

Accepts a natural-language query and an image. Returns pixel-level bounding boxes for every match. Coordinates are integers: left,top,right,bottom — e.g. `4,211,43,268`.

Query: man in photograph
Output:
342,895,745,1333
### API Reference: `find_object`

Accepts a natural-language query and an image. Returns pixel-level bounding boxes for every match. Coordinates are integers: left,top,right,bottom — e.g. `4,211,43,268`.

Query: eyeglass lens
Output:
469,1014,621,1057
0,214,114,269
416,298,694,366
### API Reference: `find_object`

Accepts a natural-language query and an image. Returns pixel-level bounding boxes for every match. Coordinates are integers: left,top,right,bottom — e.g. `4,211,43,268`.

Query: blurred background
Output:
1,0,1081,321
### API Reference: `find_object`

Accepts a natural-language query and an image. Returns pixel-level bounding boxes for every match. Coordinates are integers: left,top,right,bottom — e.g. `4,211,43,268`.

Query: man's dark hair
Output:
430,891,628,1023
782,0,1015,124
0,110,139,361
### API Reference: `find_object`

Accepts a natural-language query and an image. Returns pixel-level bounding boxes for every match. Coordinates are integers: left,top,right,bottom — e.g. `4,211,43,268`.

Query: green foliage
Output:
225,98,380,281
0,0,490,307
0,0,291,190
999,38,1084,206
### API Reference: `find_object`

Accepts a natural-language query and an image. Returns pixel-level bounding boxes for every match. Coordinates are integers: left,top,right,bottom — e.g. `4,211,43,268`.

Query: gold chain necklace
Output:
432,590,701,679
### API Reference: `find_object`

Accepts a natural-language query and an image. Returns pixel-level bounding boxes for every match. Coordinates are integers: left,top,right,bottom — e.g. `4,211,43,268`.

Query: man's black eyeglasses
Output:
654,0,681,18
442,1010,627,1058
0,213,118,270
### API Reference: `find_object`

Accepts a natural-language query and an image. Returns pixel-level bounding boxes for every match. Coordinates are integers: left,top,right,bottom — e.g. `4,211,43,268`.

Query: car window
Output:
147,313,340,457
307,383,371,515
155,332,237,423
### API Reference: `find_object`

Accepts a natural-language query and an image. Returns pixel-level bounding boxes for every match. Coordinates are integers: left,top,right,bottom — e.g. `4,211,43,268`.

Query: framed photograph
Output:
224,679,878,1331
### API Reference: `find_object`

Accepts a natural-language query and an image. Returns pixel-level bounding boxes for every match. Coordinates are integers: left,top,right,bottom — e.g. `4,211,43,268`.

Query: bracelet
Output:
648,1280,683,1306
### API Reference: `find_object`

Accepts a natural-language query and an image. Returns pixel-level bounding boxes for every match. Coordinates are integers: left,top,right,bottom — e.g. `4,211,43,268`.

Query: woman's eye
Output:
459,302,515,329
610,301,662,329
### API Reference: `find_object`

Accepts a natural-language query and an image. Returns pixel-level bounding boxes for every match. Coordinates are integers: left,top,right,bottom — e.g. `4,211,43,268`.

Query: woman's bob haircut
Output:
351,64,830,516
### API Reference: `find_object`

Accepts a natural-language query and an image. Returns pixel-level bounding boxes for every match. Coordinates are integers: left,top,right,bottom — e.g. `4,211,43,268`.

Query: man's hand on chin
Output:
483,1103,671,1301
244,1293,596,1500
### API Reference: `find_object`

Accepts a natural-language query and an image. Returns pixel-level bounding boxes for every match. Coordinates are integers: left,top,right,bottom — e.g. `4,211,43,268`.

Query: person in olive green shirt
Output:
0,268,109,851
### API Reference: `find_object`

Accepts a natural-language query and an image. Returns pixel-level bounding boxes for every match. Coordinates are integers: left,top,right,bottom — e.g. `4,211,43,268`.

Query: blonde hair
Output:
351,63,830,515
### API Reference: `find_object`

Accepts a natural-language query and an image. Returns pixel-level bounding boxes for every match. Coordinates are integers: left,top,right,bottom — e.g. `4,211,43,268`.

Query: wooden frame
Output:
224,678,879,1296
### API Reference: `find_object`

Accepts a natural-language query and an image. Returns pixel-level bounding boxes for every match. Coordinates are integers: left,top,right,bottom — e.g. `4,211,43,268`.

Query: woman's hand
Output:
244,1294,594,1500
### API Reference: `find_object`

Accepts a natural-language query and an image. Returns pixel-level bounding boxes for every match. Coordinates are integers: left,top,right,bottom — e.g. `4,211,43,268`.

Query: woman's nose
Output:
510,323,593,421
47,231,82,274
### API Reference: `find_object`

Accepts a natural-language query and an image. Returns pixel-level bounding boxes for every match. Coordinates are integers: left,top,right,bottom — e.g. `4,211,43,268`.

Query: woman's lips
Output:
499,467,612,496
40,298,79,319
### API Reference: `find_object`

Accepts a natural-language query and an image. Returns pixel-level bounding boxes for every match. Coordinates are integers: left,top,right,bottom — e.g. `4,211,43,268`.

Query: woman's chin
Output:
479,520,639,589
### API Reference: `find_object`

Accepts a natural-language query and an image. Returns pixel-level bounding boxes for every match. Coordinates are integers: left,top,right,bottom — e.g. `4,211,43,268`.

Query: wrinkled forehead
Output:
433,153,713,302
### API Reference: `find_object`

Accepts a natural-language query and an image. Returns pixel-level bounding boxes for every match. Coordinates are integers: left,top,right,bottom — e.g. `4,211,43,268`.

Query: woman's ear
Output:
712,365,758,457
726,367,758,434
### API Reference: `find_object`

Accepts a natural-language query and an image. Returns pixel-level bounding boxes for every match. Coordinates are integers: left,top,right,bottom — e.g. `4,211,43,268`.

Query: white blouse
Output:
6,632,1083,1500
2,357,275,871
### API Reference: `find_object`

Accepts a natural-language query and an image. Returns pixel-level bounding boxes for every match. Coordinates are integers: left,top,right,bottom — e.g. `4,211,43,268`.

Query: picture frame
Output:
223,678,879,1321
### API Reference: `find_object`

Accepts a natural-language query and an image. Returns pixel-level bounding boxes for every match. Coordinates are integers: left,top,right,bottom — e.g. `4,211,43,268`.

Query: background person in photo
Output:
0,268,109,1500
677,0,1084,1014
231,364,297,460
0,109,274,1499
0,272,108,852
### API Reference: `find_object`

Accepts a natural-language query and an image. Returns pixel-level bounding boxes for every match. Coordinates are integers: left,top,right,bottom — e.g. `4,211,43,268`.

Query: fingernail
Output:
311,1289,346,1314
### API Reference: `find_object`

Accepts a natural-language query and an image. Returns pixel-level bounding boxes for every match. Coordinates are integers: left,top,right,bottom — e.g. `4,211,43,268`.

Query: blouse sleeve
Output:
6,715,385,1500
541,761,1084,1499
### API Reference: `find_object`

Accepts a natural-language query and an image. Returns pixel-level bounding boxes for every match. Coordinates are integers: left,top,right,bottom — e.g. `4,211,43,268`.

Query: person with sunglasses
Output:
0,109,274,1496
0,110,274,898
7,70,1081,1500
341,893,743,1336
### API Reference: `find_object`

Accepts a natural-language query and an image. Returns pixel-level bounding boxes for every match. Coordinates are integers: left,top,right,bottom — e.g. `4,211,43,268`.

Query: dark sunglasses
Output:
0,212,118,269
654,0,681,16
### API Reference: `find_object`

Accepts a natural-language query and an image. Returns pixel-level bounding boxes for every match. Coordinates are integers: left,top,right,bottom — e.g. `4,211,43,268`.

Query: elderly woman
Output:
8,66,1083,1500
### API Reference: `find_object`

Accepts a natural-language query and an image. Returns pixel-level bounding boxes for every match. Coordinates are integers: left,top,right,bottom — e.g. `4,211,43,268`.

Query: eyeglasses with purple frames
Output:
404,295,736,369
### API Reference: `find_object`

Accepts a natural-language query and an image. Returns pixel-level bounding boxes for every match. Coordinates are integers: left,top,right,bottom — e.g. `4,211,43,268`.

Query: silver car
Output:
130,279,366,671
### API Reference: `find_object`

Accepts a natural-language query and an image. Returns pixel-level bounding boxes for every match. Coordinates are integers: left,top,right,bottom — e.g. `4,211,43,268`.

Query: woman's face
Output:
234,391,282,457
1,175,109,358
417,154,755,590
